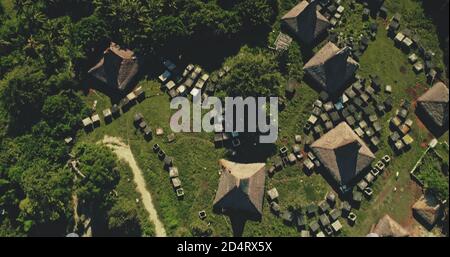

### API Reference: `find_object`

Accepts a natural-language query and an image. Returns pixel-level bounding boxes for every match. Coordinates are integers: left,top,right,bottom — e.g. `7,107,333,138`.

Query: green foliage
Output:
107,200,141,236
73,143,120,213
277,42,304,81
0,64,48,127
106,160,154,236
417,154,449,201
0,104,7,140
0,219,26,237
190,219,213,237
40,0,94,19
40,91,89,138
0,175,21,220
13,0,92,20
13,0,46,34
93,0,156,52
0,5,85,132
92,0,277,56
73,15,110,54
1,134,69,178
33,16,83,75
185,1,241,39
0,18,28,75
221,47,285,97
151,15,187,53
0,1,4,17
234,0,277,29
18,160,73,235
0,132,71,235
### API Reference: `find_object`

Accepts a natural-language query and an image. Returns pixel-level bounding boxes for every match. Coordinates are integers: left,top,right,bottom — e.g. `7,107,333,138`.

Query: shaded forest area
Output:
421,0,449,78
0,0,280,236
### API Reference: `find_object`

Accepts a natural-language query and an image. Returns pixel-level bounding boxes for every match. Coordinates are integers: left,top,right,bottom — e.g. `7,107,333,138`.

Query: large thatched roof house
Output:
281,0,330,45
88,42,140,91
311,122,375,188
213,159,266,220
416,82,449,136
303,42,359,96
371,214,409,237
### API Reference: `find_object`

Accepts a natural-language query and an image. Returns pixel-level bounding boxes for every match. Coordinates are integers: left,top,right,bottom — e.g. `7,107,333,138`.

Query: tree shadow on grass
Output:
225,133,277,163
181,27,273,72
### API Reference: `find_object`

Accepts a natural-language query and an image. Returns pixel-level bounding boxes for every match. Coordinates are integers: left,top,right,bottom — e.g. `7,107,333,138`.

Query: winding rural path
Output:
102,135,167,237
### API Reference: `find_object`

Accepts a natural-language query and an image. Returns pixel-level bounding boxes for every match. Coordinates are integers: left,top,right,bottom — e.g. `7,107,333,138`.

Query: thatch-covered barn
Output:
213,159,266,221
281,0,330,45
311,122,375,188
412,193,443,230
416,82,449,136
88,42,140,91
303,42,359,96
371,214,409,237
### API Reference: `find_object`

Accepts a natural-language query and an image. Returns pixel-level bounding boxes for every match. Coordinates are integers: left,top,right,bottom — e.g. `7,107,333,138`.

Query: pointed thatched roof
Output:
412,193,443,229
213,160,266,219
417,82,449,129
311,122,375,186
88,42,139,91
281,0,330,45
372,214,409,237
304,42,359,95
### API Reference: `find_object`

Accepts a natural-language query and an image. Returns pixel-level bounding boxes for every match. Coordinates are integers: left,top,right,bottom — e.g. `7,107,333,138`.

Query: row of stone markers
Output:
266,188,346,237
388,13,440,84
152,143,185,200
81,86,145,132
388,99,414,155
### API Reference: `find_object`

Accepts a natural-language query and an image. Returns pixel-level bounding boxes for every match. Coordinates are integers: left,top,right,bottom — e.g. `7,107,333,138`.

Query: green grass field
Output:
76,0,448,236
113,161,155,236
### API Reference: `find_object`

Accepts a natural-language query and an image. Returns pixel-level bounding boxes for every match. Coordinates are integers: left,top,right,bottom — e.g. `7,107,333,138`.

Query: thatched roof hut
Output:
416,82,449,135
311,122,375,186
281,0,330,45
412,193,443,230
88,42,140,91
372,214,409,237
303,42,359,95
213,159,266,220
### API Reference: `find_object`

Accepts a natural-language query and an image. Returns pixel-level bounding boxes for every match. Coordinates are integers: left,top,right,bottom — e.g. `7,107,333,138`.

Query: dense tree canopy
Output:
18,160,73,235
40,91,89,139
0,132,71,235
0,64,49,128
92,0,277,56
151,15,188,54
73,15,110,55
220,47,285,97
73,143,120,214
417,156,449,201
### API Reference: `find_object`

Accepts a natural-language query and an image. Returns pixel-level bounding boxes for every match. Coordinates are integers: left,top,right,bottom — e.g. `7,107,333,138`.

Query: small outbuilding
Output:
88,42,140,91
213,160,266,221
281,0,330,45
311,122,375,188
304,42,359,96
416,82,449,136
371,214,409,237
412,193,443,230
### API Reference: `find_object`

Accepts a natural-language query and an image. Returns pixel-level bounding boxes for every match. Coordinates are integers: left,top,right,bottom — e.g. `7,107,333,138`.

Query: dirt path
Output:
102,135,167,237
